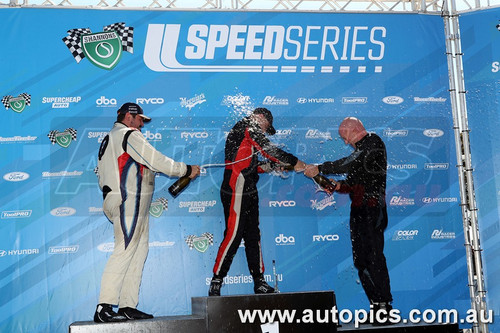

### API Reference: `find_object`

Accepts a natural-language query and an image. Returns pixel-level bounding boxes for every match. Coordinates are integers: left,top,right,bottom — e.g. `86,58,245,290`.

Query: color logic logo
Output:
2,93,31,113
47,128,77,148
62,22,134,70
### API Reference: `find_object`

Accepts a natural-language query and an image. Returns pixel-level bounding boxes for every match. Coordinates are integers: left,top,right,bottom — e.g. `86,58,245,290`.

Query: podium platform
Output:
69,291,460,333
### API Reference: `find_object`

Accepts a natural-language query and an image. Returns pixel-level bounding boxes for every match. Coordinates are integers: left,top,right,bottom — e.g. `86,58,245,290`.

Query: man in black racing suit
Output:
305,117,393,324
209,108,306,296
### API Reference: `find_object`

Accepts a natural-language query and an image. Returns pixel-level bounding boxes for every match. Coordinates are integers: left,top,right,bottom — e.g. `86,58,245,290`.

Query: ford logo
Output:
382,96,404,105
3,172,30,182
50,207,76,217
423,129,444,137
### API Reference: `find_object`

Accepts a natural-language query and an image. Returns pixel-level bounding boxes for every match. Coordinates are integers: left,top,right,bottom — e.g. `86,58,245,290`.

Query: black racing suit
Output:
318,133,392,303
213,117,298,279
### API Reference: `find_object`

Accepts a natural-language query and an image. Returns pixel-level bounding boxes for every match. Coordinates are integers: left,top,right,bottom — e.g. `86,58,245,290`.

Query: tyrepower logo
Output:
1,210,32,219
342,97,367,104
50,207,76,217
268,200,296,207
180,131,209,139
383,129,408,137
144,24,387,73
96,96,117,108
136,97,164,105
275,234,295,246
424,163,449,170
49,245,79,254
313,234,339,242
42,96,81,109
382,96,404,104
392,229,418,241
3,172,30,182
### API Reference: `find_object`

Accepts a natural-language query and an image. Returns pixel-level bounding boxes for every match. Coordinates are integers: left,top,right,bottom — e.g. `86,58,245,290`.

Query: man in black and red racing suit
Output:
209,108,306,296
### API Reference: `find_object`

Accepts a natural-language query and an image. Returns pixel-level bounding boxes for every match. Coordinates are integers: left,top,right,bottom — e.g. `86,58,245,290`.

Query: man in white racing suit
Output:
94,102,200,322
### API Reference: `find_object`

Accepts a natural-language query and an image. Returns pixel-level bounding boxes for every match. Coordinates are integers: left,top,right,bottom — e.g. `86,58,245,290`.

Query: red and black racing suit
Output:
213,117,298,279
318,132,392,304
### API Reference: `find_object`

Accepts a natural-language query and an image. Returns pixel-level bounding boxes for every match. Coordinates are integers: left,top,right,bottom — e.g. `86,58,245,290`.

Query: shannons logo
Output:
305,129,332,140
387,164,417,170
263,96,289,105
49,245,79,254
179,200,217,213
1,210,32,219
342,97,367,104
423,129,444,138
389,196,415,206
180,93,206,110
144,24,387,73
382,96,404,104
268,200,296,207
275,234,295,246
3,172,30,182
96,96,117,107
42,171,83,178
424,163,449,170
313,234,339,242
143,130,162,141
310,195,336,211
0,135,37,144
383,129,408,137
0,248,39,257
42,96,81,109
136,97,164,105
180,131,209,139
414,97,446,103
98,242,115,252
88,131,108,143
431,229,456,240
50,207,76,217
422,197,458,204
392,230,418,241
296,97,334,104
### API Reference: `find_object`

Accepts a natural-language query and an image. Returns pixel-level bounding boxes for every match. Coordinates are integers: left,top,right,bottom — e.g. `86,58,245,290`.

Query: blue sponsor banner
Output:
0,6,492,332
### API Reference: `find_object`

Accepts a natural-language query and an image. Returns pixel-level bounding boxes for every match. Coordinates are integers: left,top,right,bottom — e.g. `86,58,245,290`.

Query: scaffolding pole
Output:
442,1,489,332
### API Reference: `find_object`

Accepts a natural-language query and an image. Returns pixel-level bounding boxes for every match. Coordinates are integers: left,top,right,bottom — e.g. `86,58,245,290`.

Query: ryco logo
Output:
181,131,209,139
136,98,164,104
313,234,339,241
269,200,296,207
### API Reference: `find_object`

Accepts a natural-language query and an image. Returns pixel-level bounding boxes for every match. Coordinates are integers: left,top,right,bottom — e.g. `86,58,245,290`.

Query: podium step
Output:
192,290,337,332
69,314,206,333
338,322,460,332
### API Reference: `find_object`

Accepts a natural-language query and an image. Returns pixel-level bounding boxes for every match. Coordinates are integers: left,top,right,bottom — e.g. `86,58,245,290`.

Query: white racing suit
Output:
97,122,189,308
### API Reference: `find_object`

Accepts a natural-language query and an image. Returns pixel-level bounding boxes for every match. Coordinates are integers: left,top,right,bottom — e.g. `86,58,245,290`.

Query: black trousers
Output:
350,204,392,303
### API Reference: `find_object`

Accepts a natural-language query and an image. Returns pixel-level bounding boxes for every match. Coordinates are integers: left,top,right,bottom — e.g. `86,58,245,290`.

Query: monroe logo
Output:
423,129,444,138
389,196,415,206
263,96,289,105
62,22,133,70
144,24,386,73
2,93,31,113
50,207,76,217
382,96,404,105
136,98,164,105
269,200,296,207
342,97,367,104
180,93,206,110
49,245,79,254
313,234,339,241
424,163,449,170
42,97,81,109
96,96,117,107
383,129,408,137
1,210,32,219
310,195,336,211
3,172,30,182
275,234,295,245
305,129,332,140
180,131,209,139
392,229,418,241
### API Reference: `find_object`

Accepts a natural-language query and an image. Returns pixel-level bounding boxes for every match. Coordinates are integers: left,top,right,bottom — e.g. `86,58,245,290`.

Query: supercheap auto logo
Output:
144,23,387,73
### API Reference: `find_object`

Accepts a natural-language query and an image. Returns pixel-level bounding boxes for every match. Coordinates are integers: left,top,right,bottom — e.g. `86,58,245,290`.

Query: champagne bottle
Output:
313,174,337,194
168,175,192,197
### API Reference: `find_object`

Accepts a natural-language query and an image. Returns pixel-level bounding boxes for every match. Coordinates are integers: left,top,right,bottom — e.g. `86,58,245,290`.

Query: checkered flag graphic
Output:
185,235,196,249
62,28,92,63
104,22,134,53
156,197,168,210
67,128,78,141
202,232,214,245
2,95,12,109
20,93,31,106
47,128,78,144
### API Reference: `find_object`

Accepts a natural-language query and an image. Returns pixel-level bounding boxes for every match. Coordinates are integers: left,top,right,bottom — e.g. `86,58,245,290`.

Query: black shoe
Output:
254,277,275,294
372,302,393,326
209,277,223,296
118,307,154,320
93,304,127,323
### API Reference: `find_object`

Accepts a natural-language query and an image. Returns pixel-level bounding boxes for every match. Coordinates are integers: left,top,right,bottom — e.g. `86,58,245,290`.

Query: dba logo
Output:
50,207,76,217
3,172,30,182
275,234,295,244
382,96,404,105
96,96,117,107
143,131,162,140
